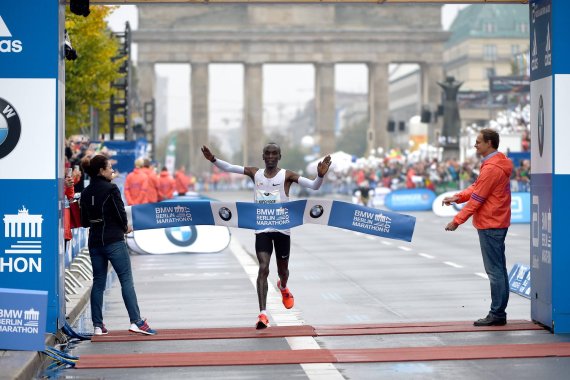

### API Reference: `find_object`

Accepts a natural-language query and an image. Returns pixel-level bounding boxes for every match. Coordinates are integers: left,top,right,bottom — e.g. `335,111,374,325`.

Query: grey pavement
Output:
4,190,570,379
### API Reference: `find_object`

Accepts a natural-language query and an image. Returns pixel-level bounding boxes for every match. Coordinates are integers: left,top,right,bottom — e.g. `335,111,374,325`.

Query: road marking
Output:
475,272,489,279
398,246,412,251
230,239,344,380
418,253,435,259
381,241,392,246
443,261,463,268
365,235,377,241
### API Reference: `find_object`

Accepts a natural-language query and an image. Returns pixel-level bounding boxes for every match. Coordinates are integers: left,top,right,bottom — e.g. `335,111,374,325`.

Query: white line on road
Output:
475,272,489,279
443,261,464,268
418,253,435,259
398,246,412,251
381,241,392,246
229,239,344,380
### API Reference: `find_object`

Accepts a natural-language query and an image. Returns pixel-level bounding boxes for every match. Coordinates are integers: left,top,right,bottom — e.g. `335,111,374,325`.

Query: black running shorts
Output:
255,232,291,259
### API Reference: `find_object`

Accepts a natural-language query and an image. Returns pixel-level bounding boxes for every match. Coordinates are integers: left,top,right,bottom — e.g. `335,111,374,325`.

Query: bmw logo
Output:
165,226,198,247
309,205,324,218
0,97,21,160
538,95,544,157
219,207,232,221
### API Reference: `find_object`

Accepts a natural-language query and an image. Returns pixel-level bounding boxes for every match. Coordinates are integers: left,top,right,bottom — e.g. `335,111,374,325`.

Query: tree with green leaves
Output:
65,6,124,136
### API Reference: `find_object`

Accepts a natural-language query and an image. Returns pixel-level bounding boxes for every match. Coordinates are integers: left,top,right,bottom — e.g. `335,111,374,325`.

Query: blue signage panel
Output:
0,181,61,333
101,139,148,174
530,0,552,81
0,1,59,78
0,288,48,351
0,1,64,335
384,189,436,212
508,263,531,299
511,192,531,224
530,174,553,327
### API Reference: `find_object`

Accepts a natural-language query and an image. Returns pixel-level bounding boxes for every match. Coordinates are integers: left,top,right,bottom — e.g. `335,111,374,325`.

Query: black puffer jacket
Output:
80,176,129,248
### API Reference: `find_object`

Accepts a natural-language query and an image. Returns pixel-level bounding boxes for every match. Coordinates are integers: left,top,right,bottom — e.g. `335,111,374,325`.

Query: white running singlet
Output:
253,168,290,235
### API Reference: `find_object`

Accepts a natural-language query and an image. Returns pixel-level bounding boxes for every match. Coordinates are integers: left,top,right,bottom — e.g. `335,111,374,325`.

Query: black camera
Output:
70,0,90,17
64,30,77,61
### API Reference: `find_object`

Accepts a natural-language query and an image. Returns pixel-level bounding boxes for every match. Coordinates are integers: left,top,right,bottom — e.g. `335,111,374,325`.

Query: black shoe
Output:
473,314,507,326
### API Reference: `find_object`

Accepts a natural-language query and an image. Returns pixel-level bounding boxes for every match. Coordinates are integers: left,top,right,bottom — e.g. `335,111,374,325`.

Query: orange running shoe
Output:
256,313,270,329
277,280,294,309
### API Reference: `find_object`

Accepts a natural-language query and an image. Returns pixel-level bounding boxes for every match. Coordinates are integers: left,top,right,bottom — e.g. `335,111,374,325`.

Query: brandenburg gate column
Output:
191,62,209,175
243,63,263,166
315,63,336,155
137,62,156,108
368,62,389,153
421,62,444,145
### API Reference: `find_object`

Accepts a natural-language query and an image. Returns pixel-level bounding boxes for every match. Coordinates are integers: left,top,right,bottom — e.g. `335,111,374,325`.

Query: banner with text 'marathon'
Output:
129,199,416,242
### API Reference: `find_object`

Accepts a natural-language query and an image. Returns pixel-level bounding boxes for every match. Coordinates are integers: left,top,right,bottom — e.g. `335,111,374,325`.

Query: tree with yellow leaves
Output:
65,6,125,136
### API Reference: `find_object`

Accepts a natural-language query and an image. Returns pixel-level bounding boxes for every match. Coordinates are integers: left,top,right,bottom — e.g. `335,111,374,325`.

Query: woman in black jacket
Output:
80,154,156,336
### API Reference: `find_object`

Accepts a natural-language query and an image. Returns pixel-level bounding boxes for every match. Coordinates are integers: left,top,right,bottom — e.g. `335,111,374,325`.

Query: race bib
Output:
256,189,280,204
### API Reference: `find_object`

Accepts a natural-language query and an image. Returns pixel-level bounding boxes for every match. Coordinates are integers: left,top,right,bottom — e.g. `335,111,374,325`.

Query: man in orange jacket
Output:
124,158,149,205
443,128,513,327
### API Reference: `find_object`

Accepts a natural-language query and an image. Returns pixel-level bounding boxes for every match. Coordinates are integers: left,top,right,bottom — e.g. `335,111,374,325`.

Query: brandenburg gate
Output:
134,4,448,171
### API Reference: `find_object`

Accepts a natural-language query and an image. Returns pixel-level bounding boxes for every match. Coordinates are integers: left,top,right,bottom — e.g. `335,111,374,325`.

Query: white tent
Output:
306,151,356,177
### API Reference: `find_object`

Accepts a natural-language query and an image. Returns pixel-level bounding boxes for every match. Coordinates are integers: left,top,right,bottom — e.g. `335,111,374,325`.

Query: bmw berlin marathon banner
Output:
129,199,416,242
0,0,65,346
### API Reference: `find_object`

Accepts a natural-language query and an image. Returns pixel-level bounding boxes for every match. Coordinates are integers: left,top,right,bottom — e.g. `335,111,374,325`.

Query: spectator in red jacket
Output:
443,128,513,328
158,167,176,200
124,158,149,205
142,158,159,203
175,166,191,196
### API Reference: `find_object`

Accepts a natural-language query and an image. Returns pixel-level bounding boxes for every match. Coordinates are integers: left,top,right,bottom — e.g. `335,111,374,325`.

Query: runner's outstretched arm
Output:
291,155,332,189
201,145,256,179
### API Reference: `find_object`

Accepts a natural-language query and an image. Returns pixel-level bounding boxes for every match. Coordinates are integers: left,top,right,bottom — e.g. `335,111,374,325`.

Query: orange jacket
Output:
142,167,159,203
158,171,176,200
175,170,190,194
453,151,513,229
124,168,149,205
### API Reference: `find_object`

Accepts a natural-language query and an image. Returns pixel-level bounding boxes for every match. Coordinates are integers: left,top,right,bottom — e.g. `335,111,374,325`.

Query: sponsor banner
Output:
530,77,552,175
101,139,148,174
432,191,465,217
554,75,570,174
128,226,231,255
530,173,552,325
432,191,530,224
508,263,531,299
0,287,47,351
327,201,415,242
489,76,530,94
237,200,305,231
130,201,215,230
0,180,60,333
511,192,531,224
130,199,416,242
384,189,436,212
0,1,59,78
0,79,56,179
530,0,552,81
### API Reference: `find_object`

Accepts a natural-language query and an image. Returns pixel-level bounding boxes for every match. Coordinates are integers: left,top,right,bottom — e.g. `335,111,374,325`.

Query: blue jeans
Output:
477,228,509,319
90,240,141,327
